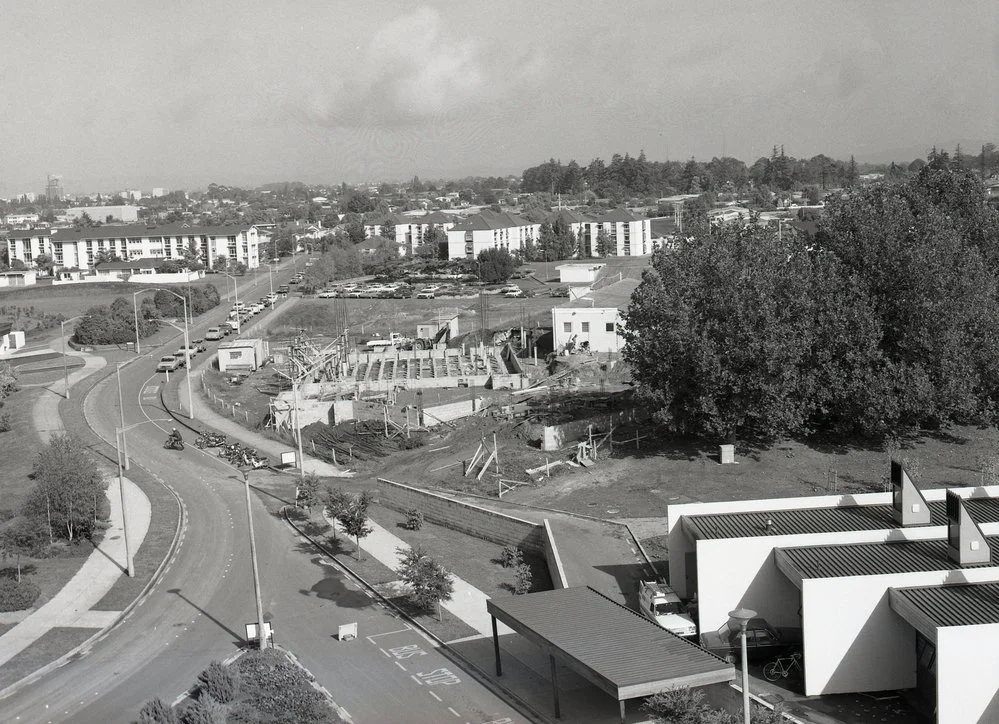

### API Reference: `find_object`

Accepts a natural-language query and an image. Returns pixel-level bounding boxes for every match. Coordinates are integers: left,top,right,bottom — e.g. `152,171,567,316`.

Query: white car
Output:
318,290,338,298
415,290,435,299
503,289,525,298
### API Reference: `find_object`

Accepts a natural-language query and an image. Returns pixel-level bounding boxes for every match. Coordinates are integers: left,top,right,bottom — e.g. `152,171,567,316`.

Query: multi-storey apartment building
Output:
445,211,540,260
366,211,455,256
578,209,651,257
6,223,260,271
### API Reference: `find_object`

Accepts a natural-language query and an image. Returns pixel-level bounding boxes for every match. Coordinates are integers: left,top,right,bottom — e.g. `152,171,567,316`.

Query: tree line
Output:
622,156,999,443
74,286,222,346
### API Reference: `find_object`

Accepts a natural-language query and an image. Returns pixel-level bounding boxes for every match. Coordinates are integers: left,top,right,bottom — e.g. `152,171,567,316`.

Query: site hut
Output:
667,465,999,724
0,269,38,287
555,262,605,285
551,278,638,354
217,338,269,374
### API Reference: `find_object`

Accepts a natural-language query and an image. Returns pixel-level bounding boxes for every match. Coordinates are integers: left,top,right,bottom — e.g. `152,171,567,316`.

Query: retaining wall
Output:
373,478,544,556
540,408,636,451
421,398,482,426
542,519,569,589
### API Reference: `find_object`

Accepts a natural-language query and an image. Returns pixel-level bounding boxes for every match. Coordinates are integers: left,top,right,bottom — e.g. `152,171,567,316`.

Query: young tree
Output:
595,228,611,257
338,500,372,561
296,473,321,514
397,545,455,621
0,516,42,582
23,434,108,543
477,248,516,283
322,486,352,541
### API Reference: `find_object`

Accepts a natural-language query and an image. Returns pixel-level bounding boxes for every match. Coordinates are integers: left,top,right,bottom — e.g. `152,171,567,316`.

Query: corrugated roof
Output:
778,536,999,579
487,586,732,699
892,583,999,627
51,223,252,242
686,497,999,540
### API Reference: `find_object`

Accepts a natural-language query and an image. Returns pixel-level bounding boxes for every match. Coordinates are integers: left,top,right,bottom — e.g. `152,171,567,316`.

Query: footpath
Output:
0,335,152,677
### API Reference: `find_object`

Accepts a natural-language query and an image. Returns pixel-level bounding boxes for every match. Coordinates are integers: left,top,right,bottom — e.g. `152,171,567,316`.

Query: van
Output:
205,327,224,341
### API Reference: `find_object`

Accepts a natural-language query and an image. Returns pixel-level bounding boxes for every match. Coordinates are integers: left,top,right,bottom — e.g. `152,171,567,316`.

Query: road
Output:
0,265,524,723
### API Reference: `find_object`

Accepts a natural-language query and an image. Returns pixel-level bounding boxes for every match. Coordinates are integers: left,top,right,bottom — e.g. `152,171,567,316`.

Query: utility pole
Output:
243,470,267,649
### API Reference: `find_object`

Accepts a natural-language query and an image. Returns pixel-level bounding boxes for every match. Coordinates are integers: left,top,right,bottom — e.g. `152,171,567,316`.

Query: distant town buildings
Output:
46,174,64,202
65,205,139,223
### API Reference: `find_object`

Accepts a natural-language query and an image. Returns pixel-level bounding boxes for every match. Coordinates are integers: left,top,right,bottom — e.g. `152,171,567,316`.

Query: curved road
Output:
1,273,524,723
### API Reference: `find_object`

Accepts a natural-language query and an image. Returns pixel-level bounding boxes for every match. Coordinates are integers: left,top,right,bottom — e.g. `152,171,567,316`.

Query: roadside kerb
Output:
282,507,551,724
0,353,186,703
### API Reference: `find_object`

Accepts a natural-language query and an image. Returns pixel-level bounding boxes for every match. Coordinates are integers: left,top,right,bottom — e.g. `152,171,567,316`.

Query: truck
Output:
365,332,406,351
699,616,802,663
637,581,697,638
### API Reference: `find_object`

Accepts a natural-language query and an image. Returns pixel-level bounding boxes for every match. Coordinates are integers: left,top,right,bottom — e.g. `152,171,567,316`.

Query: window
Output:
581,322,590,333
563,322,571,333
605,322,614,332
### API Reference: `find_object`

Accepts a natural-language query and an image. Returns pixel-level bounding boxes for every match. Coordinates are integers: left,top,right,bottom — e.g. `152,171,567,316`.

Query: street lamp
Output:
116,362,130,471
60,315,82,399
114,417,170,577
131,287,161,355
729,607,757,724
292,380,305,481
158,311,195,420
242,469,268,649
218,270,240,312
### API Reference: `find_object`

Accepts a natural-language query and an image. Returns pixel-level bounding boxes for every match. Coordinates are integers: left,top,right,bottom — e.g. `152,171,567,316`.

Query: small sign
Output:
245,621,273,644
280,450,297,467
338,622,358,641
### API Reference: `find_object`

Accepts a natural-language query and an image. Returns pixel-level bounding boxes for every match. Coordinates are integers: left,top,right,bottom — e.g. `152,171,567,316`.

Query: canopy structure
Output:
487,586,734,722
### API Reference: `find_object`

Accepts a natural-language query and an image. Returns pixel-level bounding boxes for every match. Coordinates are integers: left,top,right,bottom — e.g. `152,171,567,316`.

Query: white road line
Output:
428,691,441,702
448,707,460,717
394,661,407,671
379,648,391,658
410,674,423,685
367,628,412,640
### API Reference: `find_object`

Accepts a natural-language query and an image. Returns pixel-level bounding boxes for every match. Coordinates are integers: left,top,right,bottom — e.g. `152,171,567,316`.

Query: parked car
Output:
219,322,235,335
205,327,224,341
416,290,435,299
503,289,525,298
318,290,338,298
191,338,208,353
700,617,802,663
156,355,181,372
550,285,570,298
345,289,364,298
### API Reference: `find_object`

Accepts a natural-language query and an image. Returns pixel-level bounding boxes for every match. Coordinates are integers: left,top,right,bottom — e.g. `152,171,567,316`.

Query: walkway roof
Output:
486,586,733,701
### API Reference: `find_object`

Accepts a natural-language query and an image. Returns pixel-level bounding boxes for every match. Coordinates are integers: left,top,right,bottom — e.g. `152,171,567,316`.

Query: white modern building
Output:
668,466,999,724
5,223,260,271
366,211,455,256
579,209,652,257
65,205,139,223
446,211,539,260
556,263,605,284
4,213,40,227
551,278,637,354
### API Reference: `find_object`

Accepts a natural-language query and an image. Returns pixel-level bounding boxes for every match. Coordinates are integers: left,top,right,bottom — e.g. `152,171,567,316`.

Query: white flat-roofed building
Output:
446,211,539,260
578,209,651,257
551,278,637,354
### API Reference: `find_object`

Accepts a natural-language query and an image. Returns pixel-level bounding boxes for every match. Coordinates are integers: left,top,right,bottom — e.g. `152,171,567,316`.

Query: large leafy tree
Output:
24,434,108,543
477,248,516,283
397,545,454,621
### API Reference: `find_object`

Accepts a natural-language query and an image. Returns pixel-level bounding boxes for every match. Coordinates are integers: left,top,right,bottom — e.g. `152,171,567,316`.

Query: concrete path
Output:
0,335,152,668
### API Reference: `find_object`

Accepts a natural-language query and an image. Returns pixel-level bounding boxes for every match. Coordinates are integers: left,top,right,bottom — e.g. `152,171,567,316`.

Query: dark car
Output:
700,617,802,663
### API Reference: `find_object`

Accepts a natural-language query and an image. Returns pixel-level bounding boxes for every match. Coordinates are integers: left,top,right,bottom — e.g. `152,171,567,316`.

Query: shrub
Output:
0,577,40,612
182,694,227,724
236,649,338,723
196,661,240,704
500,544,523,568
514,562,533,595
0,412,10,432
136,697,178,724
404,508,424,530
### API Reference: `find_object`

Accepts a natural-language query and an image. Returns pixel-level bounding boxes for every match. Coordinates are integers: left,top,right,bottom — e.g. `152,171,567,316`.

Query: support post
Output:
244,471,267,649
116,363,129,470
492,616,502,676
550,654,560,719
115,429,135,577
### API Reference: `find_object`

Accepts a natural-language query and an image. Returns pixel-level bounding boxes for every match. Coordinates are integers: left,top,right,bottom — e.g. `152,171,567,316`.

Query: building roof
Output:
650,217,679,237
891,583,999,630
96,258,172,270
486,586,733,700
421,211,452,224
449,211,535,232
5,228,51,239
549,208,591,225
775,536,999,582
593,208,643,223
683,497,999,540
562,278,640,310
51,223,252,242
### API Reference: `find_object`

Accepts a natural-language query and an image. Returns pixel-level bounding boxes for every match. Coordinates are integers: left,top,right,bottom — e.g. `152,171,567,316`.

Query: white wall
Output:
802,568,999,697
552,306,623,353
937,625,999,724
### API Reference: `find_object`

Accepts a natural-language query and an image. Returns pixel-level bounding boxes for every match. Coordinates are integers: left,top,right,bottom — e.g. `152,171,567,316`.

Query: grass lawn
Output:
0,627,98,691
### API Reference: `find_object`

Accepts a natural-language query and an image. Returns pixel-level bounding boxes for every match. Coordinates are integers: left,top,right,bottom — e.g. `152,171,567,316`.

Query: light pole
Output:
60,315,82,399
116,362,130,471
292,380,305,481
729,607,757,724
219,271,240,312
113,417,170,577
132,287,160,355
159,306,194,420
243,469,268,649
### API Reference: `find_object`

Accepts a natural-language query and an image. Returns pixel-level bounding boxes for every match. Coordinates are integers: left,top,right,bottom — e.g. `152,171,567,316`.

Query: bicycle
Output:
763,651,802,681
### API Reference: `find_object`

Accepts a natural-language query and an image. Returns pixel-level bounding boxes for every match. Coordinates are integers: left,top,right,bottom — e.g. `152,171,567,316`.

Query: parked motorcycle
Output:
194,431,227,449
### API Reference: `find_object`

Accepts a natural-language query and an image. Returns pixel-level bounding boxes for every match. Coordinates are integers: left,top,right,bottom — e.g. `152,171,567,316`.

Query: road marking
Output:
414,668,461,686
366,627,411,641
394,661,407,671
410,674,423,686
428,691,441,701
379,648,391,658
448,707,460,717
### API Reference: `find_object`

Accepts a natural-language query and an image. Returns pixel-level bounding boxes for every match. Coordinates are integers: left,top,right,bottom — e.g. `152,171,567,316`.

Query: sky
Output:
1,0,996,194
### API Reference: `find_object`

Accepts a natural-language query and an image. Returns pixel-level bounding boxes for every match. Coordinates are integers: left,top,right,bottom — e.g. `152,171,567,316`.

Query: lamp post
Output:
116,362,130,470
131,287,161,355
243,469,268,649
729,607,757,724
60,315,82,399
292,380,305,481
219,271,240,312
113,417,169,577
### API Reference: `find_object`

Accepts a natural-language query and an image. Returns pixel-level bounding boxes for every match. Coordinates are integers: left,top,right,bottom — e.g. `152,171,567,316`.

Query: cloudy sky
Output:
1,0,996,193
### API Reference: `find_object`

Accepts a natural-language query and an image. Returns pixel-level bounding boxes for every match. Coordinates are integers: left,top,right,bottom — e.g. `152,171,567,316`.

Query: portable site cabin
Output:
217,338,269,373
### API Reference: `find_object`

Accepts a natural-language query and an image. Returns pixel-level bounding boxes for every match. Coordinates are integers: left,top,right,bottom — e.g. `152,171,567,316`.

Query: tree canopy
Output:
623,161,999,443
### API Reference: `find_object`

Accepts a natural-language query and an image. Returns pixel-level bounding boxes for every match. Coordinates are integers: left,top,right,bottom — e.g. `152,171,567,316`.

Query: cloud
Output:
293,6,543,128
